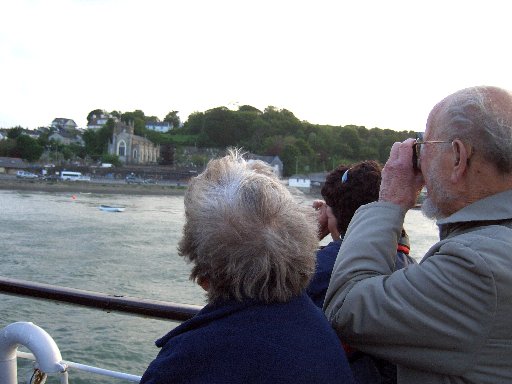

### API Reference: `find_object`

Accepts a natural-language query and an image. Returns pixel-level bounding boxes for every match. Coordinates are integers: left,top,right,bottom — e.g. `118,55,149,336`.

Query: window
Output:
118,141,126,157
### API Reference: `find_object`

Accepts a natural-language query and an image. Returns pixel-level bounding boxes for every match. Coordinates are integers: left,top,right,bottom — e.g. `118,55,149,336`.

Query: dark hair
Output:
321,160,382,233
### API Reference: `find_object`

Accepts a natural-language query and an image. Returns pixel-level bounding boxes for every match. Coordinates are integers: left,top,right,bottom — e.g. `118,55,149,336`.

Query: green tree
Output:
7,126,24,139
121,110,146,135
0,138,16,157
14,135,44,161
202,107,239,147
110,110,122,119
182,112,204,134
82,120,114,160
101,153,121,167
164,111,181,128
238,105,262,113
338,126,362,160
159,144,174,165
145,115,160,123
262,107,303,137
280,143,301,177
87,109,104,123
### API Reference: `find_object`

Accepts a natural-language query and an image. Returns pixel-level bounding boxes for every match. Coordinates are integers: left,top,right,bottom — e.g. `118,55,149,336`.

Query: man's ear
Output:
450,139,470,182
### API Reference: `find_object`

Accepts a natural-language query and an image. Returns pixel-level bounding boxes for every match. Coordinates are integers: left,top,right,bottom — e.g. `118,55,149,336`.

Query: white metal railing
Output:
1,322,142,383
0,277,203,383
17,351,142,382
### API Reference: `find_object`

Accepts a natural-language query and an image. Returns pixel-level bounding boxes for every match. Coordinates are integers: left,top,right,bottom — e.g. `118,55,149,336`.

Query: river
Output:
0,189,438,383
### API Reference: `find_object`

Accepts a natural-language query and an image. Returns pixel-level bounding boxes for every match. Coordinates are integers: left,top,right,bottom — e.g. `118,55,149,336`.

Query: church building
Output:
108,121,160,164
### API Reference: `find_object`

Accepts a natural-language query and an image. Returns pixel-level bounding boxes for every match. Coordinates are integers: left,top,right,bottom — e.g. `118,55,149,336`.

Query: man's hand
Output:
379,138,425,210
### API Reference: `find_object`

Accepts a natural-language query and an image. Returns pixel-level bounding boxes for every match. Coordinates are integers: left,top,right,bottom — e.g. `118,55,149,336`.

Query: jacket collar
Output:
436,189,512,237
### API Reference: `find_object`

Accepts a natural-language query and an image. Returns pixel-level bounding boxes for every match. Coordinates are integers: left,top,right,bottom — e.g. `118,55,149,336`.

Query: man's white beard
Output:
421,195,443,220
421,168,454,220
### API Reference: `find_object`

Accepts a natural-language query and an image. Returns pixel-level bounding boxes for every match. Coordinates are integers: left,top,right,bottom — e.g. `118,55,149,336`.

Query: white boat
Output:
99,205,125,212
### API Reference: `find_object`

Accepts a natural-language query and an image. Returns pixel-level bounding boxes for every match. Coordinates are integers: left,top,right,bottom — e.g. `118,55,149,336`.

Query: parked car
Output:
42,174,60,181
16,171,38,179
125,175,156,184
125,175,145,184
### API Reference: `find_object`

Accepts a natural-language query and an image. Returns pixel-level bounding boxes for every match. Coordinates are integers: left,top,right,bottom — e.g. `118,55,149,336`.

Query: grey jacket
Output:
324,189,512,384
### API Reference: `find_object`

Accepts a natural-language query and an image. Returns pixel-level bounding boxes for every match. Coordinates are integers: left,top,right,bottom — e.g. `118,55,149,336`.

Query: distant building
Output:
108,121,160,164
309,172,329,187
49,129,85,146
246,154,283,177
0,157,27,174
51,118,77,130
288,175,311,188
146,122,172,133
87,113,116,130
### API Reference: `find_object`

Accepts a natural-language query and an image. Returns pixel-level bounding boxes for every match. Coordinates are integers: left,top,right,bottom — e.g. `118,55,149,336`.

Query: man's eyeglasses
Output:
412,139,452,171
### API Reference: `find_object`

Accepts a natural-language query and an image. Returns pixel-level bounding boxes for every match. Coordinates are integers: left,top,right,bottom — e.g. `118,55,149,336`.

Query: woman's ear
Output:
198,277,209,292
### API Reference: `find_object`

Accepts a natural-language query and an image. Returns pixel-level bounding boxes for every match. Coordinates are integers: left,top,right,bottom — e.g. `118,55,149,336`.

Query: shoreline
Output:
0,178,187,196
0,178,322,198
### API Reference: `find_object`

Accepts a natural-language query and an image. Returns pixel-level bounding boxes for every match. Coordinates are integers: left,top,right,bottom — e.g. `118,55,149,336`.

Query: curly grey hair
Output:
178,149,318,303
427,85,512,173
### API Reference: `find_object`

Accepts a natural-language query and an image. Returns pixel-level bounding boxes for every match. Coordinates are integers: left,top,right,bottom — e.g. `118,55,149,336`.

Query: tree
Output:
238,105,262,114
7,126,23,139
101,153,121,167
280,143,301,177
338,126,362,160
182,112,204,134
0,138,16,157
262,107,303,138
159,144,174,165
164,111,181,129
110,110,122,119
14,135,44,162
145,115,160,123
87,109,104,123
202,107,238,147
82,120,114,160
121,110,146,135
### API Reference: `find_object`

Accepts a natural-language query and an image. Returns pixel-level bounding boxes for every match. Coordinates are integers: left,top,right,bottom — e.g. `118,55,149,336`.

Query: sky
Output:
1,0,511,132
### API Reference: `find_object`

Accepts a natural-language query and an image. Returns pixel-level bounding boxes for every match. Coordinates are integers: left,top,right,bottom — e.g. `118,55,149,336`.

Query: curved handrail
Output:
0,322,66,383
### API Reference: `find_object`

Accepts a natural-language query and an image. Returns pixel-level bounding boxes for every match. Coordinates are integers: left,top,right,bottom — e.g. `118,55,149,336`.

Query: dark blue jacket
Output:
140,293,355,383
307,236,415,309
307,234,416,384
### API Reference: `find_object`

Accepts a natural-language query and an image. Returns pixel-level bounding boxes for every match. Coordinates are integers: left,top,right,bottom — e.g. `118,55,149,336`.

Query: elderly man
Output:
141,150,354,384
324,86,512,383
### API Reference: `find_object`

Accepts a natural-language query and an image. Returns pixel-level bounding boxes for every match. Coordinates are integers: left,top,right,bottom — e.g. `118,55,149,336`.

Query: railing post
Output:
0,322,66,383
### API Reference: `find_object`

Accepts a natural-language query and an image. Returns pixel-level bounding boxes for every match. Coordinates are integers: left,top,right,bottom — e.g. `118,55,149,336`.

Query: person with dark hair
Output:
324,86,512,383
307,160,415,384
141,149,354,384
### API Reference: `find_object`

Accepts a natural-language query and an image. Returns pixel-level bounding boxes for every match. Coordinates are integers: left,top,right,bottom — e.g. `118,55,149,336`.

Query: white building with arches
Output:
108,121,160,164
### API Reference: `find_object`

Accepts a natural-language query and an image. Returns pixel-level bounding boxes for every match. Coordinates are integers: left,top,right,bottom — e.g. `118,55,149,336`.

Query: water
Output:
0,189,438,383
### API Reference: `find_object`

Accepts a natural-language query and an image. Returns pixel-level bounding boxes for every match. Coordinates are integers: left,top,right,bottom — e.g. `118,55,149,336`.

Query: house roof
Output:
308,172,329,183
0,157,26,168
246,154,283,167
50,130,79,139
52,118,77,127
146,122,170,127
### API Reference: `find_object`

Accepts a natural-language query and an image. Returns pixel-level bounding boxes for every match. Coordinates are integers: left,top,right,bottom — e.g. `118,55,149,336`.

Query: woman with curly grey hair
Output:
141,149,354,384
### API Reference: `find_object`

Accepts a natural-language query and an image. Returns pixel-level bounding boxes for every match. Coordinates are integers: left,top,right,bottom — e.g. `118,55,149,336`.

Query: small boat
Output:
99,205,125,212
